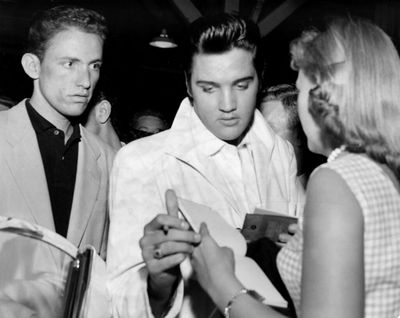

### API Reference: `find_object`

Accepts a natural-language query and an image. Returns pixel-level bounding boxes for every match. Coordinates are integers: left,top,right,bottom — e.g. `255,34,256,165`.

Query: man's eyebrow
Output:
196,76,255,86
195,80,218,86
59,57,79,62
232,76,254,85
90,58,103,64
58,57,103,64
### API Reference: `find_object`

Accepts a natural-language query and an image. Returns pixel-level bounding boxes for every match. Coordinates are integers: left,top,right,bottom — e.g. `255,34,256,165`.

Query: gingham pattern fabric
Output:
277,153,400,317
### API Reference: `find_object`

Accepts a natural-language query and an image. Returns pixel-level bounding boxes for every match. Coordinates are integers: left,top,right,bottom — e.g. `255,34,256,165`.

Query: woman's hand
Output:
191,223,243,308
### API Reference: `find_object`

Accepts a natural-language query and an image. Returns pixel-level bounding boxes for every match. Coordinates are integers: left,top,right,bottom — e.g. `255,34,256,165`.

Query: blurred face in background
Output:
128,113,169,141
135,115,167,134
260,99,293,144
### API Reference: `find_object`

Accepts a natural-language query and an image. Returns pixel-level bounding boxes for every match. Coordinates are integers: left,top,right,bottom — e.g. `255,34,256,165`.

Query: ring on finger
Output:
154,245,163,259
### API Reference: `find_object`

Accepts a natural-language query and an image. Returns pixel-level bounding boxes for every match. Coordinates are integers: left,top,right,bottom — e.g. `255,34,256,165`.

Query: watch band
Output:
223,288,264,318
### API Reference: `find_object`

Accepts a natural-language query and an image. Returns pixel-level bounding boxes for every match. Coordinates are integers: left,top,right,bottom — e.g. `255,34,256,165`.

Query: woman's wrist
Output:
207,276,244,312
223,289,265,318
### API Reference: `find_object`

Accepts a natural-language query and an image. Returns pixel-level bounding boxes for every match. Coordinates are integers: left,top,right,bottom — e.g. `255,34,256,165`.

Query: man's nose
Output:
219,90,237,112
77,67,91,89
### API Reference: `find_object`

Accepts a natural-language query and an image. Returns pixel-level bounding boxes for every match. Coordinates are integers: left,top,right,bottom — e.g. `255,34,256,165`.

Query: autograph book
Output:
177,197,287,309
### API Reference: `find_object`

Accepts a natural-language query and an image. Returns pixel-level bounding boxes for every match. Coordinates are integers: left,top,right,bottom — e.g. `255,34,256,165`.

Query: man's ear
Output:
21,53,41,79
95,100,112,124
184,72,193,102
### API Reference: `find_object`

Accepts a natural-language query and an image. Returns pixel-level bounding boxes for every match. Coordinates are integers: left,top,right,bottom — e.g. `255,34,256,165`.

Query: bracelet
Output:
223,288,264,318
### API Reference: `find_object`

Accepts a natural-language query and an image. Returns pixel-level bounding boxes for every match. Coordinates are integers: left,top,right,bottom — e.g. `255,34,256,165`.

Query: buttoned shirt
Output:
107,97,305,318
26,101,80,237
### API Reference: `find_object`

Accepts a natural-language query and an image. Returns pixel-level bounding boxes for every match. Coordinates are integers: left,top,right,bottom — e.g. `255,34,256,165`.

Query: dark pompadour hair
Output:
184,13,263,81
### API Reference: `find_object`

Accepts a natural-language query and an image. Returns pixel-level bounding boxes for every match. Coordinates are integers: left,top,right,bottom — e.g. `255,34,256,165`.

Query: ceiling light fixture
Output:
149,28,178,49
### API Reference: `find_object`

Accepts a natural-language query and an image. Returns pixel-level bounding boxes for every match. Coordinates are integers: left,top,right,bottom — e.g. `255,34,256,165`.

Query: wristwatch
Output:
223,288,265,318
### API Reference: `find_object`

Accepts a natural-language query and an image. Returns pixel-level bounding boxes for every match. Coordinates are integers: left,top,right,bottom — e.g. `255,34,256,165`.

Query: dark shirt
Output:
26,100,81,237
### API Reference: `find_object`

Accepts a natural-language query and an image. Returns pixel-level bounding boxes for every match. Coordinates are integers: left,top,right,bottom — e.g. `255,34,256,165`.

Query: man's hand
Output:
139,190,201,317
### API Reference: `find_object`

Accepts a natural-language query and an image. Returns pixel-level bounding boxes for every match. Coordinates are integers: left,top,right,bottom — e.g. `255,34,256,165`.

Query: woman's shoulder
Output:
309,152,400,213
306,162,358,212
311,152,379,186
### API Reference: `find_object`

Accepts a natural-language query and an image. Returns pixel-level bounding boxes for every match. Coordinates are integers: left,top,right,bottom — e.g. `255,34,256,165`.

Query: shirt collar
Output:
190,105,226,156
26,99,54,133
68,122,81,145
165,98,259,159
26,99,81,142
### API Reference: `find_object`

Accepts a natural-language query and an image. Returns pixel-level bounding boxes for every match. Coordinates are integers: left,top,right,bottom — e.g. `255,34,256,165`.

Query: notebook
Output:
177,197,287,308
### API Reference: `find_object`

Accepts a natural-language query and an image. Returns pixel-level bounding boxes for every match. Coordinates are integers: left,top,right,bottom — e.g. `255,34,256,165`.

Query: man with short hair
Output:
0,5,114,259
83,84,123,151
107,13,304,317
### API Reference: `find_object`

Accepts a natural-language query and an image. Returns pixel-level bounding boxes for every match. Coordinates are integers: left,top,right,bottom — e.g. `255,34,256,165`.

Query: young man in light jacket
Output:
107,13,304,318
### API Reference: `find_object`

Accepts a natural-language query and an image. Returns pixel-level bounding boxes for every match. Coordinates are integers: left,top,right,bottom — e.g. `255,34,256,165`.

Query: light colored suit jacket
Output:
107,98,305,317
0,100,115,259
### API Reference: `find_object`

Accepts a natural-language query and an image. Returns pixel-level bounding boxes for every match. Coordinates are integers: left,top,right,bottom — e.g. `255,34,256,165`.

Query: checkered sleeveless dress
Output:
277,153,400,317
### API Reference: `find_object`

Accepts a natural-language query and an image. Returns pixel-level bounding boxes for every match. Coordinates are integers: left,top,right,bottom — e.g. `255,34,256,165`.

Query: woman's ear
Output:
21,53,41,80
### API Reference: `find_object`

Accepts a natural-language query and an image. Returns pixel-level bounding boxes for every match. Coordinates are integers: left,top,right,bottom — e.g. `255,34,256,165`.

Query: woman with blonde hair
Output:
190,17,400,318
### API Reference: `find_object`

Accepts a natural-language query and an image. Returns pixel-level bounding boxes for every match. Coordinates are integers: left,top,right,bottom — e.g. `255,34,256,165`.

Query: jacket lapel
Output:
5,102,54,230
179,150,241,213
164,98,241,214
67,127,101,247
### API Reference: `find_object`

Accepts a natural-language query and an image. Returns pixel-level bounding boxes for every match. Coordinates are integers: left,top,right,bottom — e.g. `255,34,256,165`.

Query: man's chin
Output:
216,124,250,145
64,106,87,118
218,132,245,146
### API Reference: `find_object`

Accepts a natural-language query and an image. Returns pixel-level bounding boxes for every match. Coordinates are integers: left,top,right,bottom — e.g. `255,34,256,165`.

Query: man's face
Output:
35,27,103,117
260,99,292,143
189,48,259,143
135,115,166,134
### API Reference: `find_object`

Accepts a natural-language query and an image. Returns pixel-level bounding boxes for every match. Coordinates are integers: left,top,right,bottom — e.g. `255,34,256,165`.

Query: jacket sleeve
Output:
106,145,184,318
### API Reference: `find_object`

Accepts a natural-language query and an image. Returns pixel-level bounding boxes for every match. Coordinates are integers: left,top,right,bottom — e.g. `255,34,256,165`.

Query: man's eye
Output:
63,61,73,68
236,82,249,90
92,63,102,70
201,86,214,93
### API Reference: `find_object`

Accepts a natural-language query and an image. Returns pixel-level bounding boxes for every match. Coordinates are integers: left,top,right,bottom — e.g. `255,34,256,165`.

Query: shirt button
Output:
54,130,59,136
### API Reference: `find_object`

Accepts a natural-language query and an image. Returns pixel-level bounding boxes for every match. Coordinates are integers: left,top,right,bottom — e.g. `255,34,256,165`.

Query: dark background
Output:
0,0,399,132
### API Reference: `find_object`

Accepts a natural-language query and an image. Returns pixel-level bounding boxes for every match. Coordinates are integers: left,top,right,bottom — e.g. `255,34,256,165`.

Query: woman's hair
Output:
291,17,400,178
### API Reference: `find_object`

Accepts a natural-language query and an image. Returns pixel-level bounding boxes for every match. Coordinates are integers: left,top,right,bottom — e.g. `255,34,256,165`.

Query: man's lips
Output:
70,94,89,102
219,117,239,126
